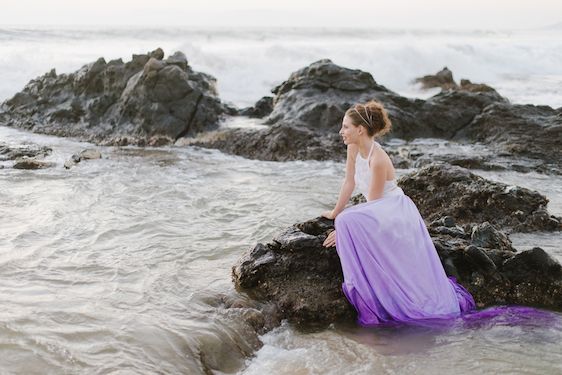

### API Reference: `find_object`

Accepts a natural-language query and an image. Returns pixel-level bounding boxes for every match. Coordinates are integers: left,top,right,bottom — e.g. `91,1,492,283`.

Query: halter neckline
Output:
357,140,377,161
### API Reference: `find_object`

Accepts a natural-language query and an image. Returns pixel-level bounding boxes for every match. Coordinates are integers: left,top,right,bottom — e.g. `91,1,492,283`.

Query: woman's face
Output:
339,115,362,145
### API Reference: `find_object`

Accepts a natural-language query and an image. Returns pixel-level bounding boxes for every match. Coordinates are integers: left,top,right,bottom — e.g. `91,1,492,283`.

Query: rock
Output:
265,59,431,140
470,222,513,251
231,165,561,328
455,103,562,172
413,68,499,95
414,67,458,90
399,163,561,232
1,48,226,145
64,159,77,169
64,148,102,168
149,47,164,60
165,51,188,71
459,79,497,93
13,158,54,169
264,59,508,142
0,142,52,160
415,89,507,139
502,247,562,283
232,214,562,328
232,223,356,328
79,149,101,160
239,96,274,118
187,123,346,162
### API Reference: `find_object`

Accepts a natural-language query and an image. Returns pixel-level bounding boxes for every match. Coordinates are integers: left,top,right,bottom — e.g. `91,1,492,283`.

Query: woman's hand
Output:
323,230,336,248
321,210,337,220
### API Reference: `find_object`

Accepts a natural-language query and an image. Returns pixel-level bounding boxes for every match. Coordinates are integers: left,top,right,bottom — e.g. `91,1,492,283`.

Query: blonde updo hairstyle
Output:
345,100,392,137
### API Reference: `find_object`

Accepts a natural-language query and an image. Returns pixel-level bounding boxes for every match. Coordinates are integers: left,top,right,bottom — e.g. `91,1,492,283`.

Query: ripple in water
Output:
1,126,561,374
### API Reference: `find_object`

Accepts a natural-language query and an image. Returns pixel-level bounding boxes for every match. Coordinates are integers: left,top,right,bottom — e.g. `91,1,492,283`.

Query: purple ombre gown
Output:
334,141,475,326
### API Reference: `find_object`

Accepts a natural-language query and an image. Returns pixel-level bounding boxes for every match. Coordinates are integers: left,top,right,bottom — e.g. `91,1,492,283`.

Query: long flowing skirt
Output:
335,188,475,326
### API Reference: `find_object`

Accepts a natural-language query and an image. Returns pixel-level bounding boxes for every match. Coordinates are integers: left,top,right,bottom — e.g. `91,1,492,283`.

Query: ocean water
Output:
1,27,561,374
0,26,561,108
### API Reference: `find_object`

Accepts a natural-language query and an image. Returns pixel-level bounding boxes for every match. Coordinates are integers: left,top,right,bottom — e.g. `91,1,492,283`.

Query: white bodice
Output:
354,141,400,199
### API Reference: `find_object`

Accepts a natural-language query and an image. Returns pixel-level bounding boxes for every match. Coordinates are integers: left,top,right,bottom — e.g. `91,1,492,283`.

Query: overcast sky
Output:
1,0,561,29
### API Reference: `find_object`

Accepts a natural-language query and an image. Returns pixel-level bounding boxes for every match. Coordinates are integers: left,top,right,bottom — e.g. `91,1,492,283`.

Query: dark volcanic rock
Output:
239,96,274,118
399,163,561,232
265,59,507,141
414,68,500,94
1,49,225,145
416,89,507,139
455,103,562,171
187,123,346,162
233,169,561,328
233,214,562,328
414,67,457,90
265,59,429,139
233,221,356,327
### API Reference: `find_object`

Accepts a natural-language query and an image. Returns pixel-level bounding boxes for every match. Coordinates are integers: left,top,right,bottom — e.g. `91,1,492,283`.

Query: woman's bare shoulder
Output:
371,144,396,176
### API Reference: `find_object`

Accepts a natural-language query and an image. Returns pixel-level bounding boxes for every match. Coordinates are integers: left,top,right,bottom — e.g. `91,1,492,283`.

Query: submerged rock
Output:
232,166,562,328
64,148,102,169
13,158,55,169
0,142,54,169
1,48,226,145
0,142,52,161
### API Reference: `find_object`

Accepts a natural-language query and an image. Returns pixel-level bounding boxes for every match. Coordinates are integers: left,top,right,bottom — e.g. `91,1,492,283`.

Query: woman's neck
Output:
358,137,375,159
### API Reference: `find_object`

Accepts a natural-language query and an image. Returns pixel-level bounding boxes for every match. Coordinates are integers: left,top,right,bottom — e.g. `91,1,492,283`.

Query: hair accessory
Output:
353,107,371,127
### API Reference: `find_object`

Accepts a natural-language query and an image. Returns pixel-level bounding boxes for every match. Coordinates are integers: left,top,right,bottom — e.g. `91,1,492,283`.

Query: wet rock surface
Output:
454,103,562,171
13,158,55,170
187,124,346,162
0,142,54,169
398,164,561,232
0,142,52,161
232,164,562,328
1,48,225,145
64,148,102,169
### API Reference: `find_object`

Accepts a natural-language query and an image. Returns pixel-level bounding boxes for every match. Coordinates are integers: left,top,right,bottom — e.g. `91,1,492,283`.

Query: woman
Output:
321,101,475,326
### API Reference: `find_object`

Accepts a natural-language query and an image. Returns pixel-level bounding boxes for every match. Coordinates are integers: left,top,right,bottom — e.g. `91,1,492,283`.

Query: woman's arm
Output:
366,157,387,201
323,145,357,218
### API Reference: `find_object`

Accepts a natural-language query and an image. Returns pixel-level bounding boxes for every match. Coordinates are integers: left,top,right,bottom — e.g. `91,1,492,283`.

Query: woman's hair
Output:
345,100,392,137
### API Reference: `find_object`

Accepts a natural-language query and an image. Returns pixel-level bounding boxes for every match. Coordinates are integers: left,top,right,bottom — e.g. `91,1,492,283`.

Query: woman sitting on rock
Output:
321,101,475,326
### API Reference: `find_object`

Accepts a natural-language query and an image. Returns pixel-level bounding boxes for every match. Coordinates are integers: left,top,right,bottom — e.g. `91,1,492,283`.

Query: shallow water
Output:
1,125,561,374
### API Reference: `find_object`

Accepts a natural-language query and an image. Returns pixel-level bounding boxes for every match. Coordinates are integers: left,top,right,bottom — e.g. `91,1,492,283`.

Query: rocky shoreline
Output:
1,49,560,174
1,49,561,334
232,164,562,329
